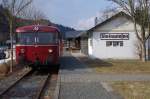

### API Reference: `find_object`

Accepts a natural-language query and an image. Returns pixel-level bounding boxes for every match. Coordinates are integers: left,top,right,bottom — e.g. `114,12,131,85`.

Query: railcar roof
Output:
16,25,59,33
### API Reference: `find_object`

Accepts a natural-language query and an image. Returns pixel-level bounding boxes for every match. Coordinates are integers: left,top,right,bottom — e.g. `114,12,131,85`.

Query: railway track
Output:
0,69,52,99
0,67,33,96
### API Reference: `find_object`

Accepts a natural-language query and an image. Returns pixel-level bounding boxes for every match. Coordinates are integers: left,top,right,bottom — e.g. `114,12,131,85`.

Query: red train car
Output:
16,25,63,68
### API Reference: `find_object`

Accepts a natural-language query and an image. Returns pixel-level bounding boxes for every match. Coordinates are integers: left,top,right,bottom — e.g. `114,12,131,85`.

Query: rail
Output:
35,73,51,99
0,67,33,98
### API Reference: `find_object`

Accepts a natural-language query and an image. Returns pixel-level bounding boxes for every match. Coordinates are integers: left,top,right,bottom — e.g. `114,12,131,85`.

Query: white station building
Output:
84,11,150,60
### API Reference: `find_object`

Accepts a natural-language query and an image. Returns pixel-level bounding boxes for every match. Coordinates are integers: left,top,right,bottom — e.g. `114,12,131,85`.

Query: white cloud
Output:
74,17,95,30
74,11,113,30
74,8,122,30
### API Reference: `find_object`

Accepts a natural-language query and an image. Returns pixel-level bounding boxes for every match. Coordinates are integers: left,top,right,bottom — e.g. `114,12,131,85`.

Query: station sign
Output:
100,33,129,40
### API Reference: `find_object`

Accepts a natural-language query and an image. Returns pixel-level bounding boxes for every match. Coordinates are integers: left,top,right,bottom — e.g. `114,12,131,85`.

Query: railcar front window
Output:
37,33,58,44
18,33,35,45
17,32,58,45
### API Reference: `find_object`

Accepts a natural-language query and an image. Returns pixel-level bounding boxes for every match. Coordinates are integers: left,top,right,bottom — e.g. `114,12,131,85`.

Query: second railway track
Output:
0,69,52,99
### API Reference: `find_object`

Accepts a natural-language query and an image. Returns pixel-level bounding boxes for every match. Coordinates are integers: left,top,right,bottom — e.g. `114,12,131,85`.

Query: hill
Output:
50,23,76,38
16,18,76,38
0,5,77,41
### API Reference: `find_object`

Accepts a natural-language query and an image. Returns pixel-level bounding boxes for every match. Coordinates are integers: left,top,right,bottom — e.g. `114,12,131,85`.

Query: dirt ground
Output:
79,56,150,74
110,81,150,99
0,61,23,78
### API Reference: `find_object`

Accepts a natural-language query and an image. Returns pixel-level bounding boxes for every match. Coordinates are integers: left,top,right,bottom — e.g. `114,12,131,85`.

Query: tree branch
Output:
15,0,33,16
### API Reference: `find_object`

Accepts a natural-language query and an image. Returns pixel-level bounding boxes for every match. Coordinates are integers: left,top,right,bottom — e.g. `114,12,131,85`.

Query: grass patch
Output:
110,81,150,99
0,60,16,77
0,76,5,80
82,57,150,74
0,63,10,76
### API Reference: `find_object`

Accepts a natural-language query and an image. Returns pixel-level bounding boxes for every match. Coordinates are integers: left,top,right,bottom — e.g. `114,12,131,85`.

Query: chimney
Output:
95,17,98,26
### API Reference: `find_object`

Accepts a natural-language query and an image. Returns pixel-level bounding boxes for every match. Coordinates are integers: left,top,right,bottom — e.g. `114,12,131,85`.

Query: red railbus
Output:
16,25,63,68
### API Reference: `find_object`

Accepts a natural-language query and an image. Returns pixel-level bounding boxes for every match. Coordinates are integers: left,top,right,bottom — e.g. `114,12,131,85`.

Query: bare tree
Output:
1,0,33,72
109,0,150,62
22,5,47,25
94,7,120,26
101,7,119,21
32,9,47,24
134,40,142,59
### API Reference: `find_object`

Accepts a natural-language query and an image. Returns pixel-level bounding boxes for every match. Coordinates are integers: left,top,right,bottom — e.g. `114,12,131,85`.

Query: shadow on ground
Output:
60,51,113,72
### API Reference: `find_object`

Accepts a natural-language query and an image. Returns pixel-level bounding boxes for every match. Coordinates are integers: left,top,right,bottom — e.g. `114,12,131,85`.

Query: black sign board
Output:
100,33,129,40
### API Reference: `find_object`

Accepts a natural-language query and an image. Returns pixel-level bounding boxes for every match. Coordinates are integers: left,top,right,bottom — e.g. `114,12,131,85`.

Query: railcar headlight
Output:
20,49,25,53
48,49,53,53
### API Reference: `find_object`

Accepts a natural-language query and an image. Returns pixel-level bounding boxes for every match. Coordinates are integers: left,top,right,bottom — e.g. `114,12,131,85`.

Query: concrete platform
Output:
57,51,122,99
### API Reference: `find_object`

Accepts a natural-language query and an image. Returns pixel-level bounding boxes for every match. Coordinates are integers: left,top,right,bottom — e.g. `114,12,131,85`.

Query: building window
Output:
113,41,119,46
120,41,123,46
106,41,112,47
106,41,123,47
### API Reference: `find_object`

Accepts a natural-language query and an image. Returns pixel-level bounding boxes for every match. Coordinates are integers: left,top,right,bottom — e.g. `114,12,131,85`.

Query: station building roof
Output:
87,11,131,33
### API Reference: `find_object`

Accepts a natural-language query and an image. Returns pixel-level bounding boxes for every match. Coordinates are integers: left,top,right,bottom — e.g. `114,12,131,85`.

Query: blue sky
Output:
34,0,115,30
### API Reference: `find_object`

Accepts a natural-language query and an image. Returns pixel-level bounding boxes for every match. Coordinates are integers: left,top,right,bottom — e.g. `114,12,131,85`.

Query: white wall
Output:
88,38,93,56
89,16,140,59
91,32,138,59
148,38,150,49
